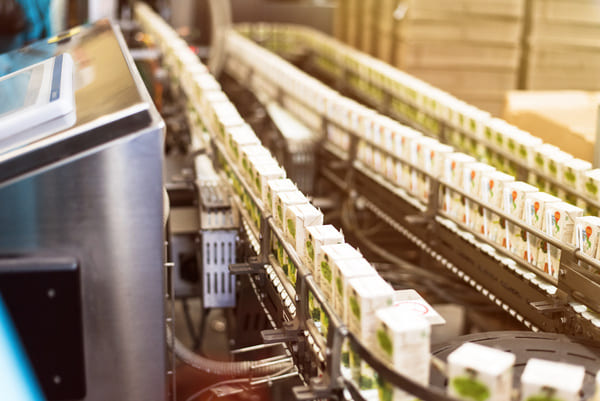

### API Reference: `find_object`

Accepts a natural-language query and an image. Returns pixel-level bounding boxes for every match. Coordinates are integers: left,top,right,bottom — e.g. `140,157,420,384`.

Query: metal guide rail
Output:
222,31,600,340
238,24,600,216
209,120,458,401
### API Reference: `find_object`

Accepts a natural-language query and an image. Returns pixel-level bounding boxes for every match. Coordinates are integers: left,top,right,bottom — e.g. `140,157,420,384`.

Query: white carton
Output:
574,216,600,259
241,145,272,179
529,144,559,192
418,139,453,201
520,359,585,401
411,137,441,198
347,275,395,341
502,182,538,252
443,153,476,220
252,163,286,200
545,149,574,197
463,163,495,229
210,101,245,142
332,258,377,323
373,308,431,401
274,190,308,229
305,225,344,276
583,169,600,204
227,124,260,163
512,132,542,167
394,129,422,190
391,289,446,326
448,343,515,401
542,203,583,278
285,203,323,255
481,171,515,243
562,158,591,207
347,275,395,391
318,243,364,301
522,192,561,268
266,179,297,215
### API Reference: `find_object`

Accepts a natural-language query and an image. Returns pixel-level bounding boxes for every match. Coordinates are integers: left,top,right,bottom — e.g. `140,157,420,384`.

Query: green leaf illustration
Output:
451,376,490,401
350,296,361,320
377,328,393,357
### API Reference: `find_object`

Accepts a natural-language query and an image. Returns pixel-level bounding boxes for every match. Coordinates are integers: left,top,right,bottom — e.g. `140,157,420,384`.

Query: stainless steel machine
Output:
0,20,167,401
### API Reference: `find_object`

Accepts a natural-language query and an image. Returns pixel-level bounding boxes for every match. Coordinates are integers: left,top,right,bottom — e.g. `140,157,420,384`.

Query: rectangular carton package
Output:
318,243,364,301
411,137,443,201
251,162,286,200
541,202,583,278
266,179,297,215
528,144,559,192
522,192,561,268
573,216,600,259
209,101,245,142
394,128,423,192
583,169,600,206
545,149,574,198
481,171,515,242
305,225,344,276
463,163,496,229
502,182,539,252
448,343,516,401
443,153,477,220
285,203,323,256
563,158,592,207
241,145,272,179
520,359,585,401
274,190,308,230
391,289,446,326
347,275,395,391
332,258,378,323
423,142,454,200
373,308,431,401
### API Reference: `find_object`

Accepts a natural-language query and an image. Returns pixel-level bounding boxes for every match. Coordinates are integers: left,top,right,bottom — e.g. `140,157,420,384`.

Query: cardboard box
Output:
520,359,585,401
503,91,600,163
448,343,516,401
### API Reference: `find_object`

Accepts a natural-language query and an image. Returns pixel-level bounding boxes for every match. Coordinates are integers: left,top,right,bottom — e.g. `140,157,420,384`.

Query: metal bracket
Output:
229,256,268,275
529,300,569,316
292,377,337,401
261,320,302,344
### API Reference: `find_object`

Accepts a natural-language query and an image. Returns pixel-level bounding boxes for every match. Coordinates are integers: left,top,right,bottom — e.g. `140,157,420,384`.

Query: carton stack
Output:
526,0,600,90
391,0,525,116
358,0,377,55
375,0,399,64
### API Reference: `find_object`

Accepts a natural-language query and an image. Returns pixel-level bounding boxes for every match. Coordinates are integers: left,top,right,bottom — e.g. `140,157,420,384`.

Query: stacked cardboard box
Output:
526,0,600,90
392,0,525,116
